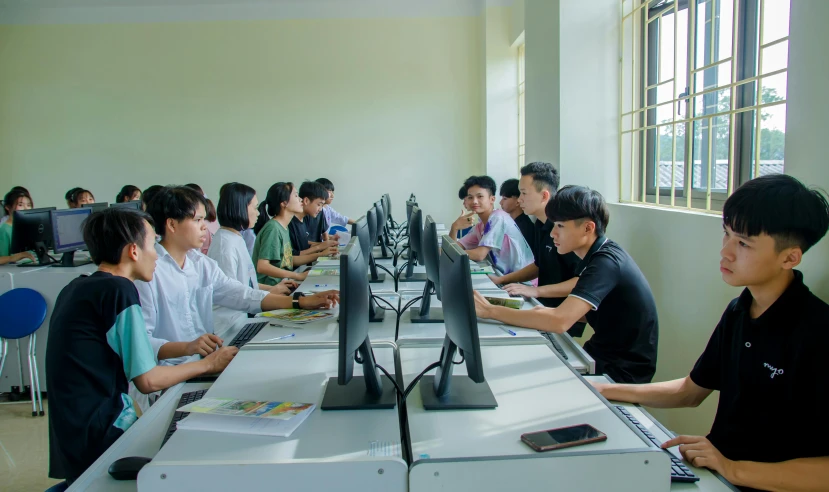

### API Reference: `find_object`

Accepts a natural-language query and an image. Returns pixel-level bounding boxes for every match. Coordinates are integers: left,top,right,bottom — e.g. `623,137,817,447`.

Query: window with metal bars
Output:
620,0,789,212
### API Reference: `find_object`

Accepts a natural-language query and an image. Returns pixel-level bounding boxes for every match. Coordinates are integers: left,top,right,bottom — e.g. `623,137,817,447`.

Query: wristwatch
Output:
292,291,305,309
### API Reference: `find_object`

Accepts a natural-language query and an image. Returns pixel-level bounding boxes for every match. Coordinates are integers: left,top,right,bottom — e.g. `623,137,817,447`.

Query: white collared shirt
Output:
135,242,269,365
207,228,261,329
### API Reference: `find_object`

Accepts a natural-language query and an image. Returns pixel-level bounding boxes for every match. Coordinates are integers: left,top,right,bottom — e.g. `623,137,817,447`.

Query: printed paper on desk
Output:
255,309,334,324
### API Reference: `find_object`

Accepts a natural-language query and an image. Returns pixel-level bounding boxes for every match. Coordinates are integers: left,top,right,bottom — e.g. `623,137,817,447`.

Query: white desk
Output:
400,343,671,491
297,271,397,295
582,375,738,492
396,265,499,293
138,343,407,492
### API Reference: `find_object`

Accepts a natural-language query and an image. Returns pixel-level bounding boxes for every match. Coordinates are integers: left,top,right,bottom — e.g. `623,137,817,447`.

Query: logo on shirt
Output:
763,362,784,379
545,245,553,253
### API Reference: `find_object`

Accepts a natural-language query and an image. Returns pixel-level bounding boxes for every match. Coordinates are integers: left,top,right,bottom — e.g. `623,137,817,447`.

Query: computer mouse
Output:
107,456,152,481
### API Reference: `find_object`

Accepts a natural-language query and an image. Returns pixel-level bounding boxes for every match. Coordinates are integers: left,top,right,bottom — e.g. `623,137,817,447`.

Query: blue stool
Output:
45,481,68,492
0,288,47,417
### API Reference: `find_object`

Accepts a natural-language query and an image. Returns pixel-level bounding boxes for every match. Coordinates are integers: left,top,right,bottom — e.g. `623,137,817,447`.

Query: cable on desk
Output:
401,361,442,401
395,295,423,340
372,294,400,315
375,363,405,400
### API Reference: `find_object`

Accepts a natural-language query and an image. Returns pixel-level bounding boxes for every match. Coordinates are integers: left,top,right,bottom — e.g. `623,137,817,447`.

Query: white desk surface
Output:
582,376,738,492
140,344,407,491
296,272,397,295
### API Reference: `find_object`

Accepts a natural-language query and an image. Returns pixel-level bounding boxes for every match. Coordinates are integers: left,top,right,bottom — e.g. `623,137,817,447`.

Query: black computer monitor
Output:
50,208,93,267
374,201,391,259
409,215,443,323
383,193,393,227
419,237,497,410
354,215,386,323
82,202,108,213
320,236,396,410
110,200,142,210
365,207,386,284
400,206,427,282
11,207,57,266
406,200,417,223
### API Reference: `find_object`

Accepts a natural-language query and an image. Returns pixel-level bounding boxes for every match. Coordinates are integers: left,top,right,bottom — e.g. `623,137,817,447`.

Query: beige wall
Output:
0,16,483,226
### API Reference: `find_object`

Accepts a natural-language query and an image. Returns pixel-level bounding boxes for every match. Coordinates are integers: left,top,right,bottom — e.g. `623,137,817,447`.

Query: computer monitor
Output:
374,201,391,259
400,206,427,282
320,236,396,410
82,202,108,213
365,207,386,284
110,200,142,210
406,200,418,223
50,208,93,267
353,215,386,323
418,237,497,410
11,207,57,266
409,215,443,323
383,193,394,227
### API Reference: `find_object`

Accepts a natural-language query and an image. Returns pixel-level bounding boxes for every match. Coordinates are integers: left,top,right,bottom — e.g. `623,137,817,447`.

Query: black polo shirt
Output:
569,237,659,383
533,218,585,336
288,216,311,255
513,212,535,252
690,270,829,484
304,212,327,243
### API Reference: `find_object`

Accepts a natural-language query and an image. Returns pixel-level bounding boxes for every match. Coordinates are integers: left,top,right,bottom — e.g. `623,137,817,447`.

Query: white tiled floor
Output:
0,400,61,492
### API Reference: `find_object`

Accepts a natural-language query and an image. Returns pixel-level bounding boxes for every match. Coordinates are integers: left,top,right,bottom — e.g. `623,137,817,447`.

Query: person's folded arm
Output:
474,293,591,334
491,264,539,285
535,277,580,299
257,258,302,281
591,376,713,409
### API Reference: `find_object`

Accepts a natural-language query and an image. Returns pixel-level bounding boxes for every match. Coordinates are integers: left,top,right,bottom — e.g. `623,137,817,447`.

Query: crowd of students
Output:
3,166,827,490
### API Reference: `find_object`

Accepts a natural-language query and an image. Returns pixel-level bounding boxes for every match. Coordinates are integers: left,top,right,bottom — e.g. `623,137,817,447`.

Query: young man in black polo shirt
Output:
474,185,659,383
287,180,338,261
490,162,584,336
592,174,829,491
46,208,239,485
499,178,535,248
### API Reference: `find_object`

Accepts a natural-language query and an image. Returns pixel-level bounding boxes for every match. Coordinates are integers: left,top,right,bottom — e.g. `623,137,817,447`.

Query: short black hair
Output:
147,186,208,236
254,182,294,234
462,176,497,197
217,182,257,231
185,183,217,222
723,174,829,253
116,185,141,203
299,181,329,202
3,188,33,216
83,208,155,266
142,185,165,209
546,185,610,236
521,162,560,193
315,178,335,192
500,179,520,198
458,186,467,201
65,187,92,204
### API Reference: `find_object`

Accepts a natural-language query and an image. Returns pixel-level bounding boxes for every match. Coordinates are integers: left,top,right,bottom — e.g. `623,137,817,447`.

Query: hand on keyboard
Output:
186,333,224,357
662,435,731,480
203,346,239,374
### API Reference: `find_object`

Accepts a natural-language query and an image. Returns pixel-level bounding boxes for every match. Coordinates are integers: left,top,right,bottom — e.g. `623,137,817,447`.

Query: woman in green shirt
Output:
0,188,36,264
252,182,309,285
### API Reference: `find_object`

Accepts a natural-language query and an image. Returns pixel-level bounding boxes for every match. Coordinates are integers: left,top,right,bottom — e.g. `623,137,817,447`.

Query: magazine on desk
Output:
176,398,316,438
308,268,340,277
255,309,334,324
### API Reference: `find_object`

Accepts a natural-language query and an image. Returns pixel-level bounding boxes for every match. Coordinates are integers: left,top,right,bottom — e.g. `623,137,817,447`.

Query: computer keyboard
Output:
543,333,568,360
161,389,208,448
615,405,699,483
228,321,269,348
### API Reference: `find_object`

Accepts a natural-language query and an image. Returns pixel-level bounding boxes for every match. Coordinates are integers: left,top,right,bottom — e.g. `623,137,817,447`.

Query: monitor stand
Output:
17,242,53,267
419,375,498,410
320,376,397,410
368,296,386,323
52,251,93,268
409,306,444,324
399,272,427,282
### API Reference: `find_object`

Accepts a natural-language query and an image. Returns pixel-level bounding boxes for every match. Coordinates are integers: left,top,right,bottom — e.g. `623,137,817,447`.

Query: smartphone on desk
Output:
521,424,607,452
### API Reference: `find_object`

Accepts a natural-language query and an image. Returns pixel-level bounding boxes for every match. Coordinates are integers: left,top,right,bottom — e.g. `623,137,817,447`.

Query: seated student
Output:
288,181,339,261
219,183,256,256
456,186,473,238
490,163,584,336
252,182,310,284
136,186,338,365
141,184,165,211
46,207,238,485
473,185,659,383
449,175,534,276
185,184,218,255
0,186,29,223
592,175,829,490
208,183,297,326
500,178,534,248
116,185,142,203
315,177,355,228
0,188,35,260
65,187,95,208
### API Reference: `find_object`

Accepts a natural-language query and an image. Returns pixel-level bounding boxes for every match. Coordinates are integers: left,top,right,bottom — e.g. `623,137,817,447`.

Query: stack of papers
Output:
308,268,340,277
176,398,316,438
470,263,495,275
255,309,334,324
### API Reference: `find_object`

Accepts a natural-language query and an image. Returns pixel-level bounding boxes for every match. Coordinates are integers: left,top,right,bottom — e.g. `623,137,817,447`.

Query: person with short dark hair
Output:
141,184,165,212
450,175,534,276
116,185,142,204
65,187,95,208
46,208,239,485
288,181,339,262
500,178,534,247
491,162,585,336
136,186,338,365
456,185,473,238
315,177,354,228
185,183,218,255
0,188,34,260
474,185,659,383
592,174,829,490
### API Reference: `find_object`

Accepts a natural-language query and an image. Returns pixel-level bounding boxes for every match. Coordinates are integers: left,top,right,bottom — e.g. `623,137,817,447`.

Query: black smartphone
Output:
521,424,607,452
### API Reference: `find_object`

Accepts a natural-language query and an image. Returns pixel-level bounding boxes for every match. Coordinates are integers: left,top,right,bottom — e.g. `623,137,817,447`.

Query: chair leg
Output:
30,334,44,416
0,338,7,379
27,339,36,417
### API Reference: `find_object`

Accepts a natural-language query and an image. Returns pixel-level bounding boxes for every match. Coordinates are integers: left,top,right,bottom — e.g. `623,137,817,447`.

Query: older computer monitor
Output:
110,200,142,210
374,201,392,259
418,237,497,410
409,215,443,323
400,206,427,282
352,215,385,323
11,207,57,266
365,207,386,284
50,208,93,267
320,236,396,410
82,202,108,213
